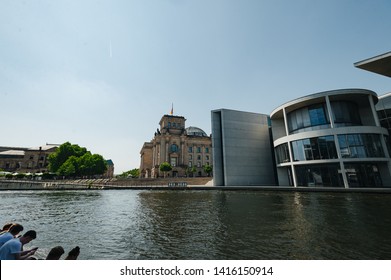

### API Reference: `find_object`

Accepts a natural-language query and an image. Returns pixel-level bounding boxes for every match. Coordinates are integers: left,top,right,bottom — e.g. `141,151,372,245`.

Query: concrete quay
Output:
1,179,391,193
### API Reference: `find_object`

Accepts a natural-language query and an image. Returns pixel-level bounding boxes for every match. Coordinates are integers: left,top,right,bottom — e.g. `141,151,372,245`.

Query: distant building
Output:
105,159,114,178
140,114,212,178
0,144,59,173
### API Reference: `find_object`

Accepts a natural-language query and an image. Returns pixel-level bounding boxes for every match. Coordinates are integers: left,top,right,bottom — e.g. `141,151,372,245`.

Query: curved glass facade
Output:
331,101,361,127
271,89,391,188
287,103,330,134
291,135,337,161
338,134,384,158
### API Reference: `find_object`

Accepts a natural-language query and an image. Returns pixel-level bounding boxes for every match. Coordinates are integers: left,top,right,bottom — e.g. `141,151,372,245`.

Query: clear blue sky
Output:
1,0,391,174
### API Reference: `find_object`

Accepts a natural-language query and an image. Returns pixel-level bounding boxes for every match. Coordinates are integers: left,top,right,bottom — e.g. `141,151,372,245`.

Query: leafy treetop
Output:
48,142,107,177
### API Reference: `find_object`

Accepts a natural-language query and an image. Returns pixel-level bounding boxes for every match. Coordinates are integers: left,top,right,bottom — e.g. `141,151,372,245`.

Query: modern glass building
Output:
270,89,391,188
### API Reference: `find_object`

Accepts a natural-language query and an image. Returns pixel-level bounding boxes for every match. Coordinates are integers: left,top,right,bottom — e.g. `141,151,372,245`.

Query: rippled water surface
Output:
1,190,391,259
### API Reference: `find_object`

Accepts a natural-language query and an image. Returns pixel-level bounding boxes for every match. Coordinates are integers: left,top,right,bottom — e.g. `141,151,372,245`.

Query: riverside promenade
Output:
1,178,391,193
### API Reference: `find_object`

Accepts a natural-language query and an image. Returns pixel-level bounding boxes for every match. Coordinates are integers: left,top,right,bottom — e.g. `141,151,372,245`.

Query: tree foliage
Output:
118,168,140,178
186,166,197,177
159,162,172,178
49,142,107,178
203,164,213,176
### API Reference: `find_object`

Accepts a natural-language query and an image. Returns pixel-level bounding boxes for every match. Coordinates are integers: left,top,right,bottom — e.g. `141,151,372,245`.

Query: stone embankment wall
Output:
0,177,214,190
0,180,103,190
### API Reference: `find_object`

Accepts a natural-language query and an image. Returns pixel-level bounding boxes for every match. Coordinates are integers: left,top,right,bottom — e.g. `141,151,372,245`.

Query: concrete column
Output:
283,107,297,187
325,95,335,128
160,138,165,165
165,141,169,162
369,95,381,127
333,134,349,188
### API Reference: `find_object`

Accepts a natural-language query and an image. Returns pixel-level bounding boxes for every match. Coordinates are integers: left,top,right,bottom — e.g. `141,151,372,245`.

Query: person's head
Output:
1,223,14,232
46,246,65,260
20,230,37,245
9,224,24,236
65,246,80,260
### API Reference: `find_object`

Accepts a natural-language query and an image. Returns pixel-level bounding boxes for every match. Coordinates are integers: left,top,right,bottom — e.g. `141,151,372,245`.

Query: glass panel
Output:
345,163,383,187
295,164,343,187
338,134,385,158
287,103,330,133
291,136,337,161
276,143,290,164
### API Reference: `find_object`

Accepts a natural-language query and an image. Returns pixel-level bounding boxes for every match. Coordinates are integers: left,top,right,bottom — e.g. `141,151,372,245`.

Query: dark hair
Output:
9,224,24,235
46,246,65,260
23,230,37,239
2,223,14,231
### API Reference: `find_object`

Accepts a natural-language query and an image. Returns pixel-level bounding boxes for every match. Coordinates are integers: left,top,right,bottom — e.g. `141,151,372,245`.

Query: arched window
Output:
171,144,179,153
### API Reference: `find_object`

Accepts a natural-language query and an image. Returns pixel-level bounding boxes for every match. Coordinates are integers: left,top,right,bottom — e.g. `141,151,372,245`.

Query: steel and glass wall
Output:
270,89,391,188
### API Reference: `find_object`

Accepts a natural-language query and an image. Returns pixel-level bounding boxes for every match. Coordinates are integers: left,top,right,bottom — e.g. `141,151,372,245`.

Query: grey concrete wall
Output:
211,111,225,186
211,109,277,186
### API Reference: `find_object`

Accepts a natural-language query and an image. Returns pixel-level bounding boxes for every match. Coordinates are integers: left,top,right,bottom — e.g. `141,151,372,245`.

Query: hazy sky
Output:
1,0,391,174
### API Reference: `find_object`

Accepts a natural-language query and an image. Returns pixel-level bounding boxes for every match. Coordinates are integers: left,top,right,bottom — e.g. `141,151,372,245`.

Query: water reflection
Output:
1,190,391,259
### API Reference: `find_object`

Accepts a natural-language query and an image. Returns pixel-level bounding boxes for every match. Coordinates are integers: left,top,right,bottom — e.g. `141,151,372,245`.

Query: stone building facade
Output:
0,144,59,173
140,114,213,178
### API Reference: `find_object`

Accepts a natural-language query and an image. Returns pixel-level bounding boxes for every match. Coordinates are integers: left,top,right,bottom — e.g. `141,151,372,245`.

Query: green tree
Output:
203,164,213,176
129,168,140,178
186,166,197,177
48,142,87,173
159,162,172,178
118,168,140,178
49,142,107,178
57,156,78,177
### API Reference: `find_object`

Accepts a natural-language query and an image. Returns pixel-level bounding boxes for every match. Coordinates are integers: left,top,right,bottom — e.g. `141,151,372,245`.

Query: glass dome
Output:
186,126,208,137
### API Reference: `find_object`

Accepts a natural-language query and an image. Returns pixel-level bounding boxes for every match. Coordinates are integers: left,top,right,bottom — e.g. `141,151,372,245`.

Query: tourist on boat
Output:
0,224,24,247
46,246,65,260
65,246,80,260
0,230,37,260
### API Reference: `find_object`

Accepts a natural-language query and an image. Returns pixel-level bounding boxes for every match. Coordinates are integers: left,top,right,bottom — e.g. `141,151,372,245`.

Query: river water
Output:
1,189,391,260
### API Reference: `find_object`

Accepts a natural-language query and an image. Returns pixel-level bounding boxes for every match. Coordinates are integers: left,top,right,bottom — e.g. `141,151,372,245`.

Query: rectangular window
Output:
170,157,177,167
188,147,193,153
188,161,192,167
205,147,209,153
197,147,201,153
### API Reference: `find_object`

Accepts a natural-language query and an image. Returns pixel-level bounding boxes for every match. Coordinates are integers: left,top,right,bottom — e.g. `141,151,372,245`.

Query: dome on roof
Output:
186,126,208,137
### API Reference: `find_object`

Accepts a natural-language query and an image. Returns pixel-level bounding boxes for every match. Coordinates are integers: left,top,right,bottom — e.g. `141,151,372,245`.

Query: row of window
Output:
294,163,382,187
167,122,182,129
188,146,210,153
189,154,210,161
170,144,210,153
275,133,385,164
287,101,362,134
188,161,210,168
169,156,209,168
